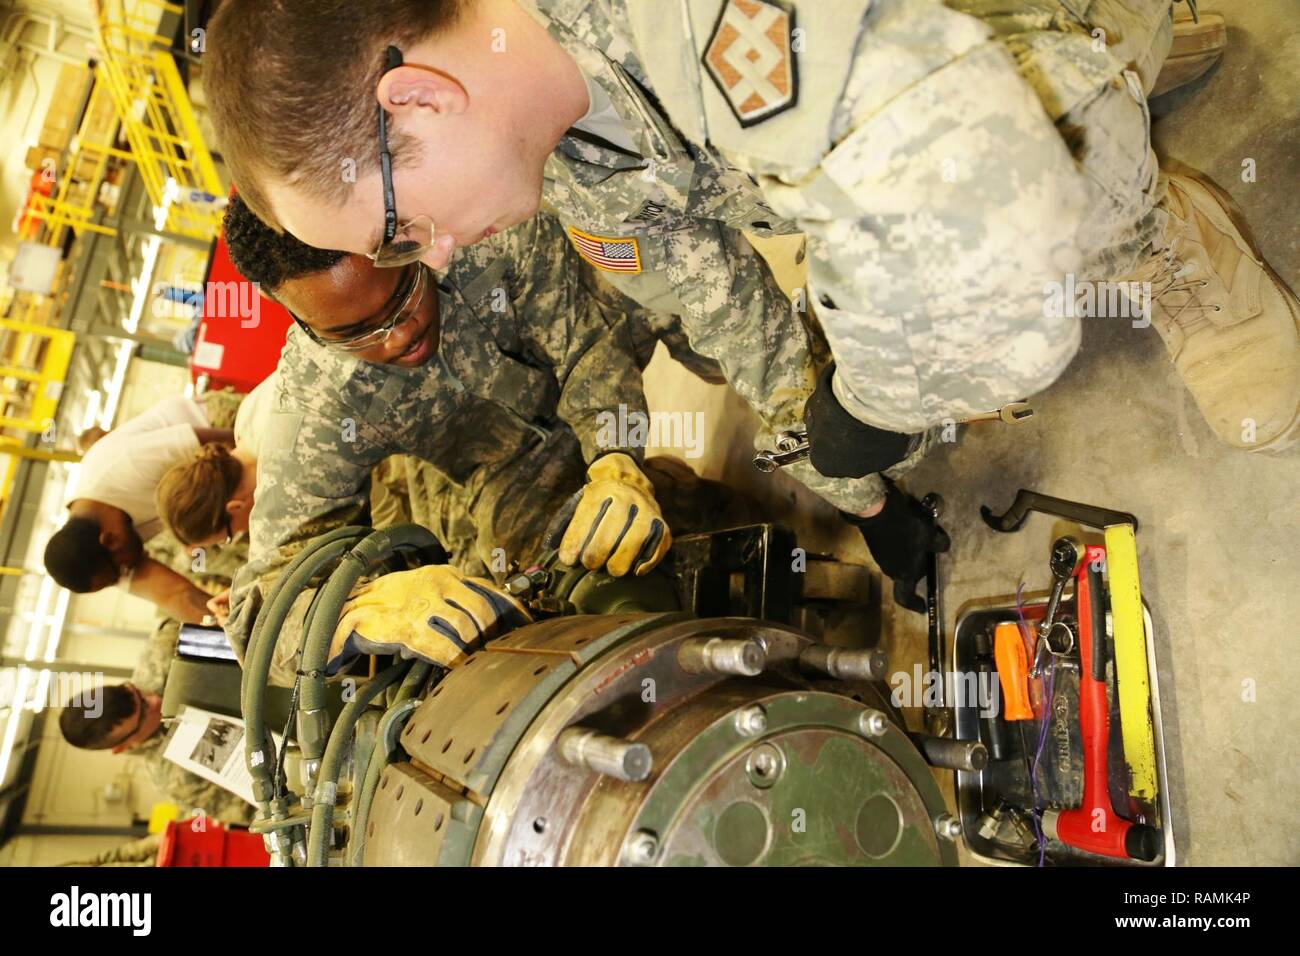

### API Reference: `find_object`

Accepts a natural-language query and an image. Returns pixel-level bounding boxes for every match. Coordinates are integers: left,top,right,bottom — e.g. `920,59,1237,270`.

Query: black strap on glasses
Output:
378,45,405,244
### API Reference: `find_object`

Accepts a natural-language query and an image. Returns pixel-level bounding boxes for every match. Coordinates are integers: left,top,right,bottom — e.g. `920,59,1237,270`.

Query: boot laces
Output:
1146,234,1221,331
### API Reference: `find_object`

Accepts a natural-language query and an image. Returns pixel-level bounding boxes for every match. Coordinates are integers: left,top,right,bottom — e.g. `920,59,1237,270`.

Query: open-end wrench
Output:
753,402,1033,474
752,429,810,473
961,401,1035,425
922,493,950,738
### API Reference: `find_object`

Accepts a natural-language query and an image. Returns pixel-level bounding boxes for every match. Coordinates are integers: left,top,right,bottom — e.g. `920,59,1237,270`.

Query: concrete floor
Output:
643,1,1298,867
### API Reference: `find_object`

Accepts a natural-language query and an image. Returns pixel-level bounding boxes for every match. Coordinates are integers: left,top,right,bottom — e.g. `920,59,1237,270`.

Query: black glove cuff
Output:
840,480,905,529
803,366,918,478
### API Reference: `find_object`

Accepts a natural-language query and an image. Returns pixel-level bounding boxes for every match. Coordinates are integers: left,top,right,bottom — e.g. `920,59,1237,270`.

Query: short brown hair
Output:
156,443,243,545
205,0,468,227
59,684,136,750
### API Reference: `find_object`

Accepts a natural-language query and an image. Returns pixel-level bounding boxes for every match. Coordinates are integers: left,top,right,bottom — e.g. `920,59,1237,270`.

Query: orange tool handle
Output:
994,621,1034,721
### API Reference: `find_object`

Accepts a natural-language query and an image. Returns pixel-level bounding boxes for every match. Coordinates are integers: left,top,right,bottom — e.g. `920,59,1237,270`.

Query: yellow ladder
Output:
95,0,225,241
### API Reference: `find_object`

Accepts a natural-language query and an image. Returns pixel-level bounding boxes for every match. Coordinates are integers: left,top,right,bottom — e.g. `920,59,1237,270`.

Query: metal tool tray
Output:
952,596,1175,867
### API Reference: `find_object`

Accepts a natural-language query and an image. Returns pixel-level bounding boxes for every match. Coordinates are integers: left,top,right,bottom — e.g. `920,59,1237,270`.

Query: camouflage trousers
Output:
371,433,756,581
194,386,245,430
823,0,1175,437
369,454,489,575
960,0,1175,280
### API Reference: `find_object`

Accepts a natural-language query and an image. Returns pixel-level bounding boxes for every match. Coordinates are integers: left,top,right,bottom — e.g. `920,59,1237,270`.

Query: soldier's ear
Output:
377,64,468,121
423,234,456,271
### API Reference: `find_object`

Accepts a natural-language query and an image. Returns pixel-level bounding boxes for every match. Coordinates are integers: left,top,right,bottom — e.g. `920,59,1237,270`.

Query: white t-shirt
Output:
573,71,639,154
66,396,209,541
233,371,278,462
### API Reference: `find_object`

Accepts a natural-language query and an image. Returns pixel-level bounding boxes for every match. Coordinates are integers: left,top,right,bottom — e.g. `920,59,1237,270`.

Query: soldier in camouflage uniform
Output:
221,195,733,685
145,531,247,601
205,0,1299,613
194,387,244,432
128,620,256,826
59,833,162,867
57,618,255,827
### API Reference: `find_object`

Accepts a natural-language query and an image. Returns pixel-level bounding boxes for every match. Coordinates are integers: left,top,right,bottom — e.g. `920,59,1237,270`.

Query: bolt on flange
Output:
677,636,766,676
624,829,660,865
734,705,768,737
745,743,786,789
934,813,962,841
858,708,888,738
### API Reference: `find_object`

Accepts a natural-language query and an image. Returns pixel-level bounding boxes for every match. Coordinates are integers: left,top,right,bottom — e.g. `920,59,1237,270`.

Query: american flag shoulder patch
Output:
566,227,643,275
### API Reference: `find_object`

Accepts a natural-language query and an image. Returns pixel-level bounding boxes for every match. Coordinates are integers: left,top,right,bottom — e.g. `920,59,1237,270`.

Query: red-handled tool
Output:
1042,545,1160,861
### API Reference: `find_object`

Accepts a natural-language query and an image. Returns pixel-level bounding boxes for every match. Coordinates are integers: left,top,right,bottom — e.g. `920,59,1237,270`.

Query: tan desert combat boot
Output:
1134,173,1300,451
1151,10,1227,98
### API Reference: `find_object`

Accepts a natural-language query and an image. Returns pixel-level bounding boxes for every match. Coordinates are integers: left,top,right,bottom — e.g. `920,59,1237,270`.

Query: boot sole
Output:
1150,13,1227,98
1164,163,1300,453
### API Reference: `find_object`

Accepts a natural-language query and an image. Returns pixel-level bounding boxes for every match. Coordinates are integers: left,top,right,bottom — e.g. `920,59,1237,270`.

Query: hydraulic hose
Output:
297,524,445,758
348,684,427,866
395,661,435,704
307,661,410,867
244,525,370,693
242,527,369,807
348,662,433,865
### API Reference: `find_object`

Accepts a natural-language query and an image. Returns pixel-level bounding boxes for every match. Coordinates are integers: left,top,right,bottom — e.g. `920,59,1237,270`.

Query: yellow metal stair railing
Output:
3,0,227,521
0,322,77,512
0,323,76,435
1,70,117,508
19,79,130,255
94,0,225,241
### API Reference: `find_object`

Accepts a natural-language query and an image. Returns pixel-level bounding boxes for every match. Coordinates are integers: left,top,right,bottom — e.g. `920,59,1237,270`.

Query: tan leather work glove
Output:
327,566,532,673
555,453,671,577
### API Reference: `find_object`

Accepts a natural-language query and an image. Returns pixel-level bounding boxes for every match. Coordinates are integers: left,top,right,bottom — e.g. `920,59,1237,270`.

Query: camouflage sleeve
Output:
194,387,245,430
631,220,886,514
144,530,245,594
226,368,395,688
754,0,1090,433
59,833,162,867
143,748,255,827
508,213,650,465
369,455,414,529
130,618,182,696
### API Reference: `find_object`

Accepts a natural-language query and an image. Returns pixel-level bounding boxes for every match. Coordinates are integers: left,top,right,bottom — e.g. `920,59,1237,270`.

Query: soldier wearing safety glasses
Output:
204,0,1299,621
220,197,741,685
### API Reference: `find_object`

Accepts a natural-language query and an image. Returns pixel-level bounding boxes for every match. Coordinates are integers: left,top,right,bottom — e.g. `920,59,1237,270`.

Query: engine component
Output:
243,523,956,867
360,614,955,867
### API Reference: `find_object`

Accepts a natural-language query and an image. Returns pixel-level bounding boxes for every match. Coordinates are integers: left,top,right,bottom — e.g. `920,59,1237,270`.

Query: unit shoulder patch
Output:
567,227,643,275
702,0,799,128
